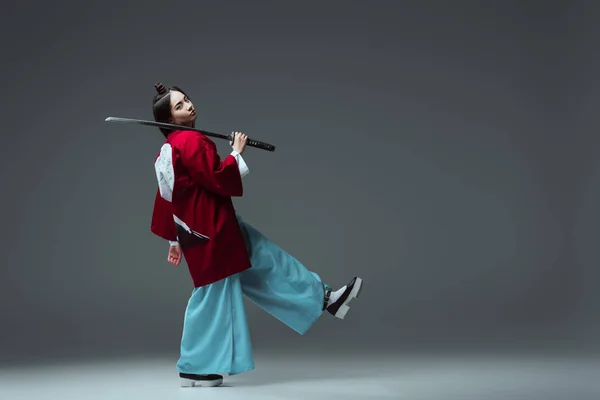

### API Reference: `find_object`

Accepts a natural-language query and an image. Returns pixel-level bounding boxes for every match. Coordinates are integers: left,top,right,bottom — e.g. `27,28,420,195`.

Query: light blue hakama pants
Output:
176,214,331,375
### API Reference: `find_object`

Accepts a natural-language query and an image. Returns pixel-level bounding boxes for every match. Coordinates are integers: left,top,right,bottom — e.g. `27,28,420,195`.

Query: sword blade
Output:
104,116,230,141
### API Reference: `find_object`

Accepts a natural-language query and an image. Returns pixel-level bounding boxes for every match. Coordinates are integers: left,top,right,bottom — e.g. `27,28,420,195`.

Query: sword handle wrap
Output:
229,132,276,152
248,139,275,152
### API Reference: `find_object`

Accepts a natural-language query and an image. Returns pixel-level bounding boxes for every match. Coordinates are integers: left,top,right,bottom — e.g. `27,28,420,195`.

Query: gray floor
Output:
0,351,598,400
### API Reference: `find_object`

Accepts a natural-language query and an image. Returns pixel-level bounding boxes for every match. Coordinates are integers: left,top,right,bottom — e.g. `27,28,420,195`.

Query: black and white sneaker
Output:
179,372,223,387
325,277,363,319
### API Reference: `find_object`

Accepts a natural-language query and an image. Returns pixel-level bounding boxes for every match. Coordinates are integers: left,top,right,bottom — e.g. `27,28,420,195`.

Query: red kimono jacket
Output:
150,129,252,287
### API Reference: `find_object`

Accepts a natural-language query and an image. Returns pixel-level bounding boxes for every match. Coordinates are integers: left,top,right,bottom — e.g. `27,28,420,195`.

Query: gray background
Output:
0,0,595,366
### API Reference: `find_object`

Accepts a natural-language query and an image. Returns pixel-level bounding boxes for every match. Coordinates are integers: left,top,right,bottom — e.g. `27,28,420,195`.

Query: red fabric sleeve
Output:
150,188,178,241
179,132,243,197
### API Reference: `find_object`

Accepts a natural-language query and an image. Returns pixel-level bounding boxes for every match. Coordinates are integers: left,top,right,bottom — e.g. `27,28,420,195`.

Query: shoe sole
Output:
180,377,223,387
333,277,363,319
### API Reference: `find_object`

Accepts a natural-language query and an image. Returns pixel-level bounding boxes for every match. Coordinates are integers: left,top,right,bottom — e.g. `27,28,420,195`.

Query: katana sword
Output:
104,116,276,152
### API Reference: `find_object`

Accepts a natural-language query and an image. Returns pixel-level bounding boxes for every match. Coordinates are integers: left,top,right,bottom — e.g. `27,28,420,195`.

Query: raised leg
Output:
236,214,362,333
236,215,325,334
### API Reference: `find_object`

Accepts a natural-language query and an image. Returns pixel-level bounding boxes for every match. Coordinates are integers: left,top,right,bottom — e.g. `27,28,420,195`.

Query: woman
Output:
149,83,362,388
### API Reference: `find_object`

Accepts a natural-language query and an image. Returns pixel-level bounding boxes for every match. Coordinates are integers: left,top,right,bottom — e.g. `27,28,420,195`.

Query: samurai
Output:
149,83,363,387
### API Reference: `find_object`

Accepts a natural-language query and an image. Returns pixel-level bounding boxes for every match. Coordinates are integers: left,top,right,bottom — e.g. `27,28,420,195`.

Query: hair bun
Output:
155,83,167,95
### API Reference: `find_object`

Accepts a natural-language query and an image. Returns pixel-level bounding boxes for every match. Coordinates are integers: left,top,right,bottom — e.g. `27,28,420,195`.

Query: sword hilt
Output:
228,132,276,152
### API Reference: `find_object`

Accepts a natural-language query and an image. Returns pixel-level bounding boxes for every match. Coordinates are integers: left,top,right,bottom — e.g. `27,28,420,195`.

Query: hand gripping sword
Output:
104,116,276,152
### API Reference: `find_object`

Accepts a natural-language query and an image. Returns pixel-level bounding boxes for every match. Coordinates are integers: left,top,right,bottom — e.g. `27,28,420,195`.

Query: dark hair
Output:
152,83,191,138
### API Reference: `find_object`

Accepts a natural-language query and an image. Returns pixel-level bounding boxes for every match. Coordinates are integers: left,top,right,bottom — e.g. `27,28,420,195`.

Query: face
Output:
169,90,196,126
